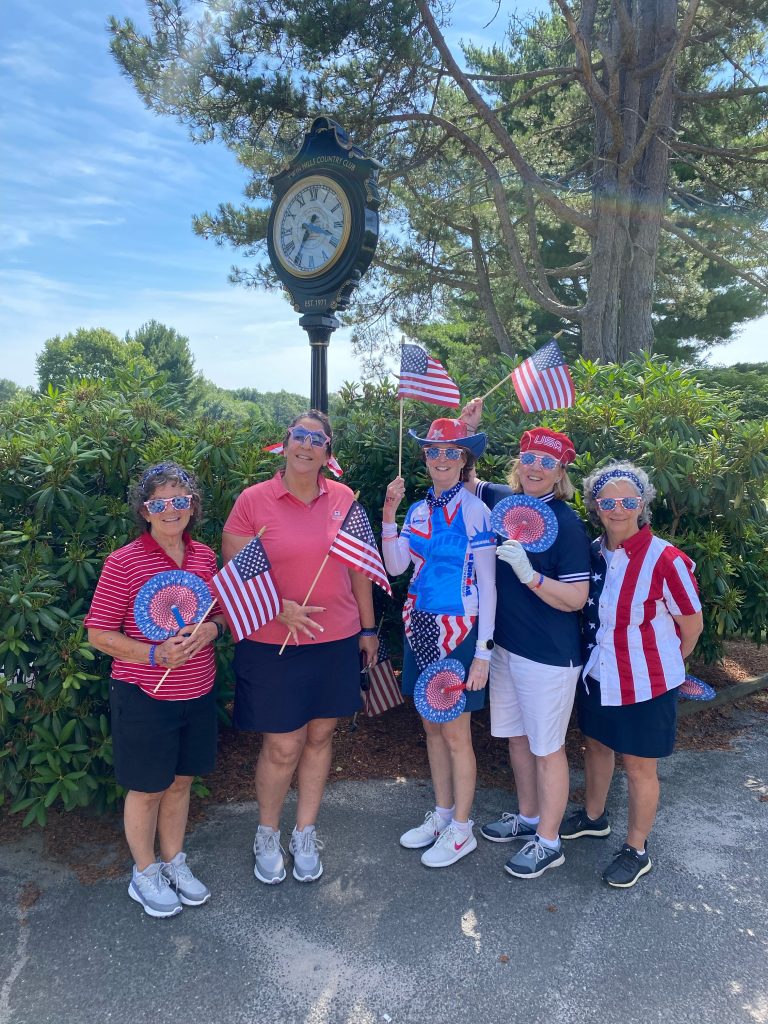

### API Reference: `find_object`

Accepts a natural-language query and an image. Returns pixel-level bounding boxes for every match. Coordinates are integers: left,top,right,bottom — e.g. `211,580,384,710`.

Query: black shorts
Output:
109,681,217,793
233,635,361,733
576,674,678,758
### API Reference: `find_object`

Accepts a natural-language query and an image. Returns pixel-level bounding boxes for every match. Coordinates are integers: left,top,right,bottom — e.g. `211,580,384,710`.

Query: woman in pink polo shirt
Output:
222,410,379,886
86,461,226,919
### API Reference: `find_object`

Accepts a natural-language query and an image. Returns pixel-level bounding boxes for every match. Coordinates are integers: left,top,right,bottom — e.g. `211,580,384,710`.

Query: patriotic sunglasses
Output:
287,426,330,448
425,447,463,461
520,452,560,470
144,494,194,515
595,496,643,511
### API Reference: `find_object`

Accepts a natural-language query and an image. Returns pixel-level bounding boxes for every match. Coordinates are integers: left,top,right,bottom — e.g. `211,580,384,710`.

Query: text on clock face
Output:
277,180,350,274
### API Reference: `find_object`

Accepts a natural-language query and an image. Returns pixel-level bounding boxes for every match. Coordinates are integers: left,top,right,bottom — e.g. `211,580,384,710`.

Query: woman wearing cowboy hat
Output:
382,418,497,868
461,400,591,880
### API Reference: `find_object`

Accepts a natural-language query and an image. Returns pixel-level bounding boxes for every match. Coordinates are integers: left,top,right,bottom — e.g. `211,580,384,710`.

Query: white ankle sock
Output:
520,813,540,826
537,834,561,851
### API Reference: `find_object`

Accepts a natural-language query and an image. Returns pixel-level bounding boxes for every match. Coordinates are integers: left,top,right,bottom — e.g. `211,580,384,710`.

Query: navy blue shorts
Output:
233,635,362,733
402,626,486,713
576,674,679,758
110,681,217,793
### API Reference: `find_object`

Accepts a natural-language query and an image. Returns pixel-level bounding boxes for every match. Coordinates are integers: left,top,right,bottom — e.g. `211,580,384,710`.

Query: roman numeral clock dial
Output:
273,175,352,278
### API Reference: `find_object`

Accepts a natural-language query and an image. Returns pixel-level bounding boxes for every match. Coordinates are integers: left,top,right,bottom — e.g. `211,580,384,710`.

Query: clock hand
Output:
301,221,334,238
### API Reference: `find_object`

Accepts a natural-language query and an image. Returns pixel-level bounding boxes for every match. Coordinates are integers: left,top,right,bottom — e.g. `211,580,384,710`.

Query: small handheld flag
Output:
361,633,403,716
511,338,575,412
210,536,281,642
328,501,392,596
398,344,460,408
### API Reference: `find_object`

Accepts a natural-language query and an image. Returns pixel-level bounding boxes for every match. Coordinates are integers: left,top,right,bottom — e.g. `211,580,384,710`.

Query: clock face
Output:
273,174,352,278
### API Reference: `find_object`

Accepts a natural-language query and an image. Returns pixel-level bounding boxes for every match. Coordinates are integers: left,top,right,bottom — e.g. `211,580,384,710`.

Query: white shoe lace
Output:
256,829,280,857
519,839,548,864
295,829,324,856
421,810,441,835
136,865,171,896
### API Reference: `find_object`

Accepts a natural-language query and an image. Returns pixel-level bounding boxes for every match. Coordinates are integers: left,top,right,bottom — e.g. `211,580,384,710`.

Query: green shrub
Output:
1,355,766,824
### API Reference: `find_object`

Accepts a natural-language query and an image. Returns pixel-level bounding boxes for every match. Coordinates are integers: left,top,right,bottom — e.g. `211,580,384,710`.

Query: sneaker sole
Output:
604,858,652,888
421,838,477,868
480,829,534,844
128,884,183,918
504,852,565,879
176,891,212,906
254,864,287,885
292,864,323,883
560,826,611,840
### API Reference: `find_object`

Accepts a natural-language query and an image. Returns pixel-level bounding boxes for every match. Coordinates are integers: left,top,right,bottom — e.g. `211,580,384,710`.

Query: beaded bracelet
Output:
359,628,378,637
148,644,158,667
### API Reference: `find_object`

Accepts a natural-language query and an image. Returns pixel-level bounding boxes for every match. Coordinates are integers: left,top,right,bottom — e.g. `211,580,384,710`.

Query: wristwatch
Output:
476,639,495,651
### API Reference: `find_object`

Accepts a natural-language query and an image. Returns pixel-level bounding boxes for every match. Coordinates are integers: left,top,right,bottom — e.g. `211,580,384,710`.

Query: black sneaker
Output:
602,844,652,888
560,807,611,840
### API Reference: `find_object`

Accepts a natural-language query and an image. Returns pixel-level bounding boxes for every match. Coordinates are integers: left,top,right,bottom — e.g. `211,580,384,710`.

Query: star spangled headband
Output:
591,469,644,499
141,463,191,486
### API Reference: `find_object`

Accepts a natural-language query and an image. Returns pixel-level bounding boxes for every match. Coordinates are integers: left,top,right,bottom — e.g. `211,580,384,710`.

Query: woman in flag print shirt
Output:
383,418,497,869
222,410,380,888
560,461,703,888
86,461,226,919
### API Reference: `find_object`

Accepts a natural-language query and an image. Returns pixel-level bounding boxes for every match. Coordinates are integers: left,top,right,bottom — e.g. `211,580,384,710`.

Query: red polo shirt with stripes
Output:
84,532,220,701
582,525,701,706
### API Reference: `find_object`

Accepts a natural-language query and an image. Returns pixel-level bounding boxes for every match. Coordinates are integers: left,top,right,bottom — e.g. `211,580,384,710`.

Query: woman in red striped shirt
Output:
561,461,703,888
86,462,226,918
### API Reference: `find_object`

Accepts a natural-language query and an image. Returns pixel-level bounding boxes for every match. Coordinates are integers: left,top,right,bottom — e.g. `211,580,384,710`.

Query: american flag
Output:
210,537,281,642
361,633,403,716
263,442,343,478
511,339,575,412
328,501,392,596
398,344,461,408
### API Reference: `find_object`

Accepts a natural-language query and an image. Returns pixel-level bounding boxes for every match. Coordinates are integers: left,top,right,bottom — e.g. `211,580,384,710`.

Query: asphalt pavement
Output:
1,709,767,1024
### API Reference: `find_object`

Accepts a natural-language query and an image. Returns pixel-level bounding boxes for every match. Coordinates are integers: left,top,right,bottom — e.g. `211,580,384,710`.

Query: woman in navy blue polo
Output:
461,401,591,879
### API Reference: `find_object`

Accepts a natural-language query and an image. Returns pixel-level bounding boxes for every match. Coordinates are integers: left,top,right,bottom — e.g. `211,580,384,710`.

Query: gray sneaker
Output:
129,862,183,918
480,812,537,844
289,825,324,882
161,852,211,906
253,826,287,885
504,837,565,879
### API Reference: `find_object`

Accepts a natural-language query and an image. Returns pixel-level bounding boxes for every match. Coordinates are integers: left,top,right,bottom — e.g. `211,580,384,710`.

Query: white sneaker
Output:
399,810,446,849
128,862,183,918
161,852,211,906
421,822,477,868
289,826,324,882
253,826,287,884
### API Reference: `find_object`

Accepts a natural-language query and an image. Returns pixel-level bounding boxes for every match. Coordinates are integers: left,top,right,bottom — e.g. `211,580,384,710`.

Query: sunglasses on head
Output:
288,426,330,448
596,496,642,511
141,463,190,486
520,452,560,470
143,495,193,515
425,446,463,461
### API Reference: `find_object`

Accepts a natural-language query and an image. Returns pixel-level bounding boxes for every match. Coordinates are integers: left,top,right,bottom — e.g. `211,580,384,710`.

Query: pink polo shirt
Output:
223,472,363,645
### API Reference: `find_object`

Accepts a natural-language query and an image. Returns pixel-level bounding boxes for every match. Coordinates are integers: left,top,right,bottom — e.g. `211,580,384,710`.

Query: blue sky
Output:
1,1,765,394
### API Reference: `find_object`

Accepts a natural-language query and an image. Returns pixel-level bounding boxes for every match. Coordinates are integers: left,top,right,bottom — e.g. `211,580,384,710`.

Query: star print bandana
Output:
426,481,463,511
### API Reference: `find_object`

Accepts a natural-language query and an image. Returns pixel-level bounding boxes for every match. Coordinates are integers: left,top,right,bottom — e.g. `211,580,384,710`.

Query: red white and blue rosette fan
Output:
490,494,559,553
133,571,213,642
678,673,716,701
413,658,467,723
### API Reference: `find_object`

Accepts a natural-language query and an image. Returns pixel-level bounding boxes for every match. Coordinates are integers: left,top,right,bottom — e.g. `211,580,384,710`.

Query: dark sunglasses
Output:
288,426,330,448
144,495,193,514
520,452,560,470
596,496,642,511
425,447,463,460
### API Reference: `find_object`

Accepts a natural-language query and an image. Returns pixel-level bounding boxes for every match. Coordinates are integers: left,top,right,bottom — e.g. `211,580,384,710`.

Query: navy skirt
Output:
576,674,679,758
402,625,486,713
233,635,361,733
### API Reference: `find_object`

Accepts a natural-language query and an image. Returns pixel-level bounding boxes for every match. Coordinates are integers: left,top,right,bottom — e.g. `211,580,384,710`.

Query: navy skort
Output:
576,673,679,758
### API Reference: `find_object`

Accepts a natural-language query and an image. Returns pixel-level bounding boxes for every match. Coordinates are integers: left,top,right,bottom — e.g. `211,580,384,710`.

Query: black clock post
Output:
266,117,382,412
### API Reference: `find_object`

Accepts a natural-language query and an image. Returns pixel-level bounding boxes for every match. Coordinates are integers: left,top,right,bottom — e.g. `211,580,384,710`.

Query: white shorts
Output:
489,645,582,757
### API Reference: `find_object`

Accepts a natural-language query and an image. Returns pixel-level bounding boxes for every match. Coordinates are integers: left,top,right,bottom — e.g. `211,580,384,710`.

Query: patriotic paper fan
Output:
678,674,716,701
413,658,467,723
133,570,213,642
490,495,559,553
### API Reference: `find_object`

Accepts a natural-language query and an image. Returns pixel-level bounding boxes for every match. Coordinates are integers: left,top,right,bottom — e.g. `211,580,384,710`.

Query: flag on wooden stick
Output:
398,343,461,408
210,537,281,642
511,338,575,412
361,633,403,716
328,501,392,596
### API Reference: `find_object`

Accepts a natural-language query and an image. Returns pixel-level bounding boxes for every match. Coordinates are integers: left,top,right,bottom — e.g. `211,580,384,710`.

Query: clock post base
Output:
300,312,340,413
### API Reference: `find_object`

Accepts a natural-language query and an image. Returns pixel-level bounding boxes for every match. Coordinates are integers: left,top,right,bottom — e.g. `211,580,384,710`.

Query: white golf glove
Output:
496,540,536,585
